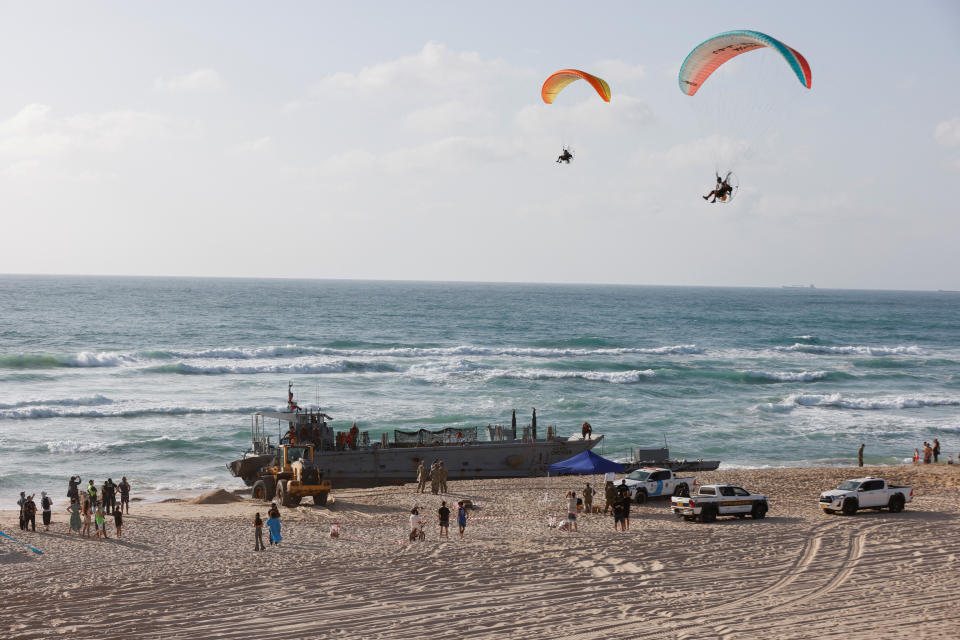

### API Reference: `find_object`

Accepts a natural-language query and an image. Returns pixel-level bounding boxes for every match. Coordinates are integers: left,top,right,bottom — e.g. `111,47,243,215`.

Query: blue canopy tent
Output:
548,450,624,475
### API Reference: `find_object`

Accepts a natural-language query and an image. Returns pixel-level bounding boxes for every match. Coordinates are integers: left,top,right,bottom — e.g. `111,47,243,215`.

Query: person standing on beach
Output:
923,442,932,464
118,477,131,514
620,494,631,531
40,491,53,531
416,461,427,493
438,501,450,539
438,461,448,494
17,492,27,531
457,501,467,539
933,439,941,463
858,443,865,467
913,448,920,465
612,499,625,531
253,513,265,551
94,503,110,540
113,505,123,538
616,479,630,502
22,494,37,532
604,481,615,514
266,512,282,546
430,461,440,495
67,496,82,534
565,492,578,532
82,500,93,537
409,507,421,541
267,503,280,545
67,476,81,503
583,484,594,514
103,478,116,514
87,480,98,506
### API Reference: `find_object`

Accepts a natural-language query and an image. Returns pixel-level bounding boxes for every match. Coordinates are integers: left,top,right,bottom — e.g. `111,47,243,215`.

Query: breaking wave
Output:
487,368,656,384
1,404,270,421
757,393,960,413
743,370,829,383
144,360,400,375
0,395,113,410
777,344,925,356
0,352,136,369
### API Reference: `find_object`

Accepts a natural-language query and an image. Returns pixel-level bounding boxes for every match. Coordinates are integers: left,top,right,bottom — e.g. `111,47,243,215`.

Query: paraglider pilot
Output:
703,173,732,203
556,147,573,164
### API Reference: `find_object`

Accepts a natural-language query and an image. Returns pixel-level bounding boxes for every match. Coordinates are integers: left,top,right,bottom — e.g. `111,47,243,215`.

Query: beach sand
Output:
2,465,957,639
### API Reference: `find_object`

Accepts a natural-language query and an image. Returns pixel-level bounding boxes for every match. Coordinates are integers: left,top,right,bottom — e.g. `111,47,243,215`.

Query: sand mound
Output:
187,489,245,505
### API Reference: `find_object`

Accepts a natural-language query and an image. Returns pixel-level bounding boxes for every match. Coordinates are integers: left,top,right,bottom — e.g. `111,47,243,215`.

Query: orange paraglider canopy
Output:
541,69,611,104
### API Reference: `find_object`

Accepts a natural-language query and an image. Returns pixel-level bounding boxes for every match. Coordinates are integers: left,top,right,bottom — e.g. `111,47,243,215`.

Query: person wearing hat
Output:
40,491,53,531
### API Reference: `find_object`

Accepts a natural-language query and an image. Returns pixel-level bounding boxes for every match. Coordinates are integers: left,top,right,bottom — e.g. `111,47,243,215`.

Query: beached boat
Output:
227,397,668,489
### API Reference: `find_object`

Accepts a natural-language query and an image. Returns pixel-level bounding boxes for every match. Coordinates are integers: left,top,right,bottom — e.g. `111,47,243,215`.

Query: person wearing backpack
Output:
40,491,53,531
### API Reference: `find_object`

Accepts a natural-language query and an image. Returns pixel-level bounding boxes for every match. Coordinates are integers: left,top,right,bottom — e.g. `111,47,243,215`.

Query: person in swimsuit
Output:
118,477,131,514
113,506,123,538
82,501,93,537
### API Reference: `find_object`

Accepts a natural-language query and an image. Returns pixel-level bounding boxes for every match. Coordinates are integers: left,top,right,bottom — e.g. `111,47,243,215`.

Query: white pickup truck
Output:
623,468,696,503
819,476,914,515
671,484,769,522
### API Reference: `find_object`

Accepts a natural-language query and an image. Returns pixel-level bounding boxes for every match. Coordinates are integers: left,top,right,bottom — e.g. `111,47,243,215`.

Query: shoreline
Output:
2,464,957,639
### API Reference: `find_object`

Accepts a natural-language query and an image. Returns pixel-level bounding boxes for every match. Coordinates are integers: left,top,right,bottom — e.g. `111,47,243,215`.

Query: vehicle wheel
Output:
700,505,717,523
751,501,768,519
683,515,695,522
313,490,329,506
841,498,858,516
888,494,905,513
736,513,747,519
823,509,835,515
277,480,296,507
252,480,268,502
673,484,690,498
634,490,647,505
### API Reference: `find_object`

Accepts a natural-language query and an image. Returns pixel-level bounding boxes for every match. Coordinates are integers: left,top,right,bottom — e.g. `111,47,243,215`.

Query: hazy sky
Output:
2,1,958,289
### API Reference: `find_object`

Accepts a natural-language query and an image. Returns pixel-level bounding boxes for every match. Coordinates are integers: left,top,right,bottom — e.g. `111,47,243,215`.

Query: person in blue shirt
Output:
457,501,468,539
266,513,282,546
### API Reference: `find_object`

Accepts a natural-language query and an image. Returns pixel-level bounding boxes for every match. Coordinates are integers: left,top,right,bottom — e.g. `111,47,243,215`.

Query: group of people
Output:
409,500,469,541
913,439,946,465
415,459,448,494
252,502,283,551
556,480,632,532
17,476,131,541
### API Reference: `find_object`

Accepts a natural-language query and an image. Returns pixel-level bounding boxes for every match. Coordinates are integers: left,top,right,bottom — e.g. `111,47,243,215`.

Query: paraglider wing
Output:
541,69,612,104
678,30,811,96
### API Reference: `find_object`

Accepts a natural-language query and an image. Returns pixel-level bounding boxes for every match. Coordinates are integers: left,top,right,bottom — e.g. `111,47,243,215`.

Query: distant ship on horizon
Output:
782,284,816,289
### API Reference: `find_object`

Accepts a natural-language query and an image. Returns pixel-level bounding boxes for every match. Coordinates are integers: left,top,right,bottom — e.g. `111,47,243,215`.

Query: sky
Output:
1,1,959,289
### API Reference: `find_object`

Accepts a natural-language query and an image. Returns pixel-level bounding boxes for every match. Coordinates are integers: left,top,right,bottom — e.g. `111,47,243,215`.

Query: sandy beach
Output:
2,465,958,640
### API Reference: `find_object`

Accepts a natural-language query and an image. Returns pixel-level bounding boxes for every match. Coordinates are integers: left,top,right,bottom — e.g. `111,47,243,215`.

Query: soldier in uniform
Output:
604,481,615,514
416,461,428,493
438,461,448,494
430,461,440,495
583,483,594,514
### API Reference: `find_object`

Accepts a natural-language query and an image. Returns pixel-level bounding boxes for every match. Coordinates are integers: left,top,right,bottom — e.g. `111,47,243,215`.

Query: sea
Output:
1,275,958,503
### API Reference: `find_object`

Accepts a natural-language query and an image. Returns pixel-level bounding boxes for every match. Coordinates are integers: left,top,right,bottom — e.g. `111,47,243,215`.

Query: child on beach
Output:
94,503,110,540
613,500,625,532
266,512,282,546
254,513,265,551
82,501,92,537
113,506,123,538
409,507,421,542
457,501,467,539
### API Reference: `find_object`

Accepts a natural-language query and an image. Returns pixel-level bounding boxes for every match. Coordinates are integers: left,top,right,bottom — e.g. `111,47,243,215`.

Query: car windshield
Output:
287,447,308,463
838,481,860,491
627,471,650,481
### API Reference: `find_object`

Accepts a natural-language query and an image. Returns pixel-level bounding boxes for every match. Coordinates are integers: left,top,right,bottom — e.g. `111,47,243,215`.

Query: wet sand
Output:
2,465,958,639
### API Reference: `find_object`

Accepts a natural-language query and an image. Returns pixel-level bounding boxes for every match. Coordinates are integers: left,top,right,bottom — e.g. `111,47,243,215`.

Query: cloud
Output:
153,68,225,92
592,59,645,82
313,42,531,100
935,116,960,148
404,101,495,134
515,95,655,136
0,103,174,161
232,136,273,154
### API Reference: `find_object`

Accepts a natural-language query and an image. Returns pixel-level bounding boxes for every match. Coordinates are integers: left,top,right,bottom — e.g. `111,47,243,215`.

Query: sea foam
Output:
777,344,924,356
